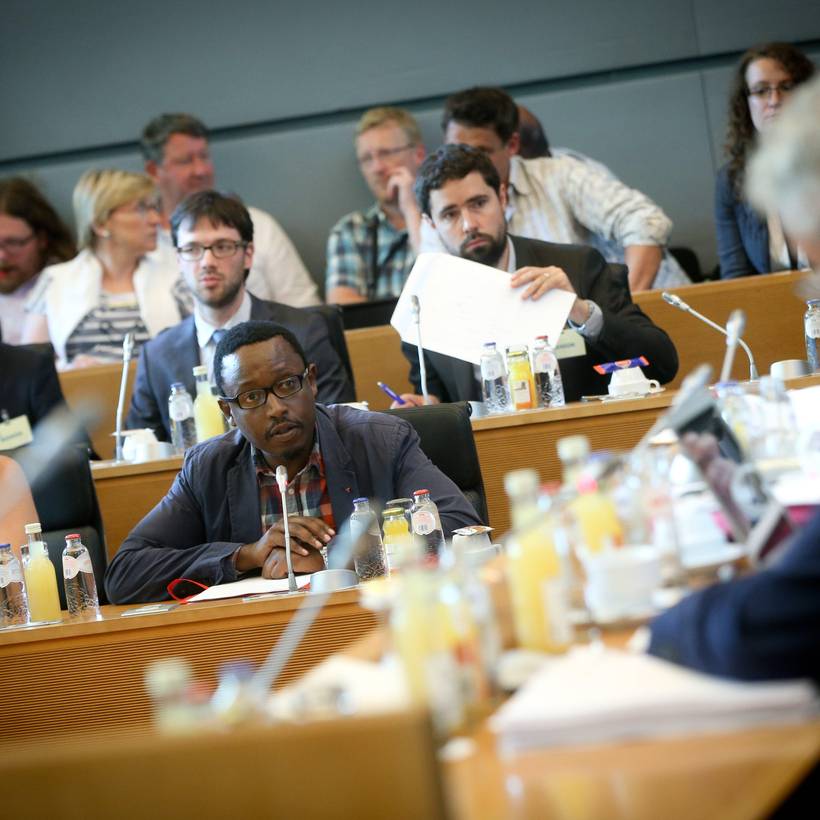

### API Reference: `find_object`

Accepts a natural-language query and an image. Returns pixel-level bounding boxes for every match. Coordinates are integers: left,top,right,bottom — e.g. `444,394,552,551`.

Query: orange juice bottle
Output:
503,470,571,653
505,345,536,411
22,523,61,623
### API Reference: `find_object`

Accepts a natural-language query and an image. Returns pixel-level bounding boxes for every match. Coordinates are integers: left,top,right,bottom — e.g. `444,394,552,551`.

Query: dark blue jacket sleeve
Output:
715,165,760,281
649,510,820,682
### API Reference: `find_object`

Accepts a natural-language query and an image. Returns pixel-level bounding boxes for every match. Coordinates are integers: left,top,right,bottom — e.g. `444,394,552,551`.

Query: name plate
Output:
0,415,34,451
554,329,587,360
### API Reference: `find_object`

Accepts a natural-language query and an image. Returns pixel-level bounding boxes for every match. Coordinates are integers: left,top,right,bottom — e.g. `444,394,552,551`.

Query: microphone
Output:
251,508,375,697
275,464,298,593
410,295,430,404
720,309,746,384
114,332,135,463
662,293,759,380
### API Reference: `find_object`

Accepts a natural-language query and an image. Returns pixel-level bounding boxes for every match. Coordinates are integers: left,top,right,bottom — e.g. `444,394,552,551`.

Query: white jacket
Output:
28,248,182,362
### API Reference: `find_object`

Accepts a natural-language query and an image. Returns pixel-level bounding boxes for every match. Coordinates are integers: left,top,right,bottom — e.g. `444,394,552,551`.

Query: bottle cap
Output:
192,365,208,376
413,489,429,496
171,381,186,390
382,507,403,517
65,533,81,541
503,468,539,498
0,543,10,549
556,434,590,463
386,497,412,507
24,523,42,535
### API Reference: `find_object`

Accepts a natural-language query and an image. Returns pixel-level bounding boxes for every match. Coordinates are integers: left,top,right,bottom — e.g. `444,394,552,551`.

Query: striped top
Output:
64,291,150,363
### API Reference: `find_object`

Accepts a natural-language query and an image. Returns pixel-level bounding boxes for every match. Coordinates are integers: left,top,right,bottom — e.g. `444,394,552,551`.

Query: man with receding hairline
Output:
140,113,320,308
325,107,426,304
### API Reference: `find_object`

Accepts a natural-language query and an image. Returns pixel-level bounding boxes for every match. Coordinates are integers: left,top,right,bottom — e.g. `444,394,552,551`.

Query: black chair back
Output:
385,401,488,523
307,304,355,390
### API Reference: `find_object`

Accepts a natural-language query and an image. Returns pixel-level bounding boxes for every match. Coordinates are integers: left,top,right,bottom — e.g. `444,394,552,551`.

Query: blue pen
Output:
377,381,406,405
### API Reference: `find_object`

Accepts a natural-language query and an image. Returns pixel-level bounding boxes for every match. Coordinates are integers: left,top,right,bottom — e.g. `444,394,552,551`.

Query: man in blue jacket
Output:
105,321,481,604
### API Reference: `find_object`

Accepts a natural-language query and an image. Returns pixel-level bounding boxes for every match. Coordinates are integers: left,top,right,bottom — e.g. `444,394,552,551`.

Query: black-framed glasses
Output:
747,82,795,100
357,144,414,167
0,233,35,253
220,368,310,409
177,240,247,261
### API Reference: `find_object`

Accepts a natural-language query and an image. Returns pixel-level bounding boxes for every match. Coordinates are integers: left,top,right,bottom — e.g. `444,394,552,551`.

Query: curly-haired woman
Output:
716,43,814,279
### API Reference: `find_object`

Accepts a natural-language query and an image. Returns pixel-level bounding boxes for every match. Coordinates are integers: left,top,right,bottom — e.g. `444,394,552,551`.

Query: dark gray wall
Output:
3,0,819,288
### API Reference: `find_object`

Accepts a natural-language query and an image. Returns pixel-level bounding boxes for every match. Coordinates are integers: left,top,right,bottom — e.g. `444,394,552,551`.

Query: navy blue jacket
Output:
104,404,481,603
649,509,820,682
127,294,354,441
715,164,770,280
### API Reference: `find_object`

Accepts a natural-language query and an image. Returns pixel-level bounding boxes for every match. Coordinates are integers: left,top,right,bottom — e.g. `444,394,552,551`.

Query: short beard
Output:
459,232,507,268
197,277,244,310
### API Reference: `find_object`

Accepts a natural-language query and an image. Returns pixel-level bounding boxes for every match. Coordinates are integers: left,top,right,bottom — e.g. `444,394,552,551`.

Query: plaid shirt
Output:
325,203,414,299
254,436,335,562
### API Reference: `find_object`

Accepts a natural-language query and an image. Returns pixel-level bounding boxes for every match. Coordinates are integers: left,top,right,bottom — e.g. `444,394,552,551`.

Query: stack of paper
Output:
187,574,312,603
490,647,819,753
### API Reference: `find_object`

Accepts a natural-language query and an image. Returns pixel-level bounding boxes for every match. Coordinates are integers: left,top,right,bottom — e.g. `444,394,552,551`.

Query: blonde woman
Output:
21,169,182,368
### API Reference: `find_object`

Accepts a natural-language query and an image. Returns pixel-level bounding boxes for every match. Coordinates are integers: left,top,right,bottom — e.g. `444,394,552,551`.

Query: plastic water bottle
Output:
410,489,445,557
0,543,29,627
350,498,388,580
62,533,100,619
532,336,565,408
168,382,197,454
805,300,820,372
479,342,510,414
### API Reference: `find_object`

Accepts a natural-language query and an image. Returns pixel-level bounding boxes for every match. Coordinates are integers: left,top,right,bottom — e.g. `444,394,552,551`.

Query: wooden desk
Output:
0,590,377,749
634,270,810,389
91,456,182,559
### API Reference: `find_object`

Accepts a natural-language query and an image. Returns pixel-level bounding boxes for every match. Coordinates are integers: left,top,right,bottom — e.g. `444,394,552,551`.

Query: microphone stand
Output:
662,293,759,380
251,511,372,696
114,332,135,463
410,295,429,404
276,465,298,593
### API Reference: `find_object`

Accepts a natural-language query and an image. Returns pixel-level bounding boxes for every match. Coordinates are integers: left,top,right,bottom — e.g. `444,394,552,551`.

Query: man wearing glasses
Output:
141,113,320,308
107,321,481,603
325,108,426,304
127,191,354,442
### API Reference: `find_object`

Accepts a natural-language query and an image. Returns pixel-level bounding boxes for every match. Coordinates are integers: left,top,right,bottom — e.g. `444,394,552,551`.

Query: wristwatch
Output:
568,299,593,332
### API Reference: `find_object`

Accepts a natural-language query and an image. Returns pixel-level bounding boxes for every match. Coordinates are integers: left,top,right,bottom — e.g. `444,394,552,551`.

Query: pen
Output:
377,381,406,405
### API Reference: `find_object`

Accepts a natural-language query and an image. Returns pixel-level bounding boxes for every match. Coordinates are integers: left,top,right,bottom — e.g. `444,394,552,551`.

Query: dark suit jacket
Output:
649,509,820,682
715,164,770,280
105,404,481,603
401,235,678,403
127,294,355,441
0,343,66,427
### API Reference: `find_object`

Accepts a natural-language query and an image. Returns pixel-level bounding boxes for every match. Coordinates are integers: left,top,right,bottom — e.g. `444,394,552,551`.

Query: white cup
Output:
608,367,661,397
583,546,661,623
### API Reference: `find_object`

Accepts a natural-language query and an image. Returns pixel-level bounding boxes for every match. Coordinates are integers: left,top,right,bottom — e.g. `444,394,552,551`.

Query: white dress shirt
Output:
194,291,252,383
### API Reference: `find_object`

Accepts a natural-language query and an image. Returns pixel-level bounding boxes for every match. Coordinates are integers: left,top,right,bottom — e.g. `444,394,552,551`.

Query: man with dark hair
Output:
106,320,481,603
140,113,320,308
425,87,684,292
516,105,551,160
0,177,76,344
127,191,353,441
394,145,677,406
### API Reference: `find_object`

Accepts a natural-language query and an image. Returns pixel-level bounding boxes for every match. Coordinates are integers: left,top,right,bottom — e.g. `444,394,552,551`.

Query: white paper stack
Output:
490,647,819,754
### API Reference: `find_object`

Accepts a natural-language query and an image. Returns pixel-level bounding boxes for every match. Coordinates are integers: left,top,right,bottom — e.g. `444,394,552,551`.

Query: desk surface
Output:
0,589,377,748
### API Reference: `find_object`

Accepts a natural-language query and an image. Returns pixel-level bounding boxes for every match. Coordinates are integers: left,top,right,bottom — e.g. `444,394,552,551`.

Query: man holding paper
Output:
393,145,678,406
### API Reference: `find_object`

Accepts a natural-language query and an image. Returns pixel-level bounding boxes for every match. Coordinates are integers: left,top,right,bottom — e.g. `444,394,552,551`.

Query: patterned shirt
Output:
325,203,414,299
254,434,335,562
64,291,151,363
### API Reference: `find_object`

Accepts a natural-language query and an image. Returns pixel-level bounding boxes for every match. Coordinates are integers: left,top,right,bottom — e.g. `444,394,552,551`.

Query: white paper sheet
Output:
391,253,576,365
187,574,313,603
490,647,819,752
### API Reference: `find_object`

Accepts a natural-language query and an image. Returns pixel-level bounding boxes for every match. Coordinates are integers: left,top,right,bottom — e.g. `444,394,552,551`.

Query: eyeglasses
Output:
748,82,795,100
115,198,161,217
0,233,35,253
220,368,310,410
177,240,248,261
357,144,414,167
